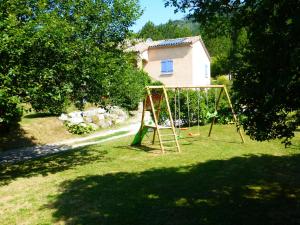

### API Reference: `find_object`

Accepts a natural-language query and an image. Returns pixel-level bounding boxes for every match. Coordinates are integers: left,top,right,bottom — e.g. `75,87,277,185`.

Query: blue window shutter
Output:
161,61,167,73
166,60,170,72
161,59,173,73
169,60,173,72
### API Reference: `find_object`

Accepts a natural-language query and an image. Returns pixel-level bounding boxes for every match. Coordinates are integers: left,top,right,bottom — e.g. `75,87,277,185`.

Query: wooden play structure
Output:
131,85,245,154
131,86,181,153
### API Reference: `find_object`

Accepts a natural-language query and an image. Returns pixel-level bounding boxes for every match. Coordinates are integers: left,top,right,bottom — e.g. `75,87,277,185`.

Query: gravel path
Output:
0,123,140,165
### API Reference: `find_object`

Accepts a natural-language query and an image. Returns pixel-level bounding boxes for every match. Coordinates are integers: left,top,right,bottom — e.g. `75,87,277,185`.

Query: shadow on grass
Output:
0,125,37,152
23,112,57,119
49,154,300,225
127,136,203,153
207,138,244,144
128,145,159,152
0,146,109,186
125,144,180,154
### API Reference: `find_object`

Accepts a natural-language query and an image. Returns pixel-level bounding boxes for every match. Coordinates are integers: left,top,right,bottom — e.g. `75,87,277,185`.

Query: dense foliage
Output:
165,0,300,145
0,0,149,129
0,90,23,131
138,20,192,41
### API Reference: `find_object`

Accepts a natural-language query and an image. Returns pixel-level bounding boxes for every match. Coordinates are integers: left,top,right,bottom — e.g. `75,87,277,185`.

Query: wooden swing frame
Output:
136,85,245,154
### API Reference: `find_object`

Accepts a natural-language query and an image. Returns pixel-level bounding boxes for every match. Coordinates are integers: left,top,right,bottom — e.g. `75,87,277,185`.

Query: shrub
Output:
30,93,71,115
65,122,95,135
216,101,233,124
109,67,151,110
0,90,23,132
216,75,231,87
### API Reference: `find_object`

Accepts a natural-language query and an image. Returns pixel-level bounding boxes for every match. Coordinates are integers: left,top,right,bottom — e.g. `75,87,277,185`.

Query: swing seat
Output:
188,132,200,137
180,127,188,130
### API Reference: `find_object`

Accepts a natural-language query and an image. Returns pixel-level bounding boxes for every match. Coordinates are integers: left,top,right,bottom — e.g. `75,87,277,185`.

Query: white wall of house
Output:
140,50,149,61
192,41,211,86
143,45,193,86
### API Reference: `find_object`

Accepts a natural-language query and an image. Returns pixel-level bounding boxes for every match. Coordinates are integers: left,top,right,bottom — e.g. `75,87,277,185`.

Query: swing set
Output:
131,85,245,154
173,87,215,137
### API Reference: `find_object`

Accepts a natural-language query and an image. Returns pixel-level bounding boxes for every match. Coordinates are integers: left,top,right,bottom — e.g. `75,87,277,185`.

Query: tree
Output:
206,35,232,76
0,0,149,129
138,21,164,40
165,0,300,145
138,20,192,40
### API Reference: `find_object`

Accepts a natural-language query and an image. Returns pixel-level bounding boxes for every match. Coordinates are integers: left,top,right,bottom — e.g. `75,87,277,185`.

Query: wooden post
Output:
223,86,245,143
208,88,223,137
146,87,165,153
163,87,181,153
152,94,163,144
133,98,147,146
140,99,146,130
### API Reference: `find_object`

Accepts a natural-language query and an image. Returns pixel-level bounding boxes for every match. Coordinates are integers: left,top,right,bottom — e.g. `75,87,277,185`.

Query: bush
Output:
211,56,230,77
30,93,71,115
109,67,151,110
214,76,235,124
0,90,23,131
216,75,231,87
65,122,95,135
216,101,233,124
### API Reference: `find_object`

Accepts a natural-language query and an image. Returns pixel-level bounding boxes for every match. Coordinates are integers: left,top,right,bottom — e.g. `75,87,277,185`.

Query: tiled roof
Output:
126,42,149,53
127,36,211,61
149,36,200,48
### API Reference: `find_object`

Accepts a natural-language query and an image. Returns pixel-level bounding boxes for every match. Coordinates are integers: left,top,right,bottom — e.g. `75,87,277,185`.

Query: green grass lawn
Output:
0,125,299,225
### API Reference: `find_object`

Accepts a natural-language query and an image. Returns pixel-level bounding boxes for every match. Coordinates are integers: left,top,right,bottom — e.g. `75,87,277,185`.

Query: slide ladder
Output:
131,86,180,153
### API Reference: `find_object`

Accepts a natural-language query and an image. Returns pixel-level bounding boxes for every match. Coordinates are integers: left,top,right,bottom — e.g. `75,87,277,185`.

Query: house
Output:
128,36,211,86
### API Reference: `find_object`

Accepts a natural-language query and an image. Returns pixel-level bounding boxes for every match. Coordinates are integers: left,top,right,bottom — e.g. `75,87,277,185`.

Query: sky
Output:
131,0,187,32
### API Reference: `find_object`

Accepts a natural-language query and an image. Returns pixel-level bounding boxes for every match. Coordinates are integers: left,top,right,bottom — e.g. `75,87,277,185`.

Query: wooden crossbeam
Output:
147,85,225,89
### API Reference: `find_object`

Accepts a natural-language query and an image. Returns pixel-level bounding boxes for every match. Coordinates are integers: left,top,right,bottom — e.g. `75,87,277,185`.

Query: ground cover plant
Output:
0,125,299,225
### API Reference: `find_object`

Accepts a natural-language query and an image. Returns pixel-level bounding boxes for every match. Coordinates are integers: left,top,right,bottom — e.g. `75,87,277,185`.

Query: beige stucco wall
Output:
143,45,193,86
192,41,211,85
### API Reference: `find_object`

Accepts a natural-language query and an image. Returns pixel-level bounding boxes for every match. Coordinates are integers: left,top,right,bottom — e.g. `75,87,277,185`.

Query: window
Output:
161,59,173,74
204,64,209,78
